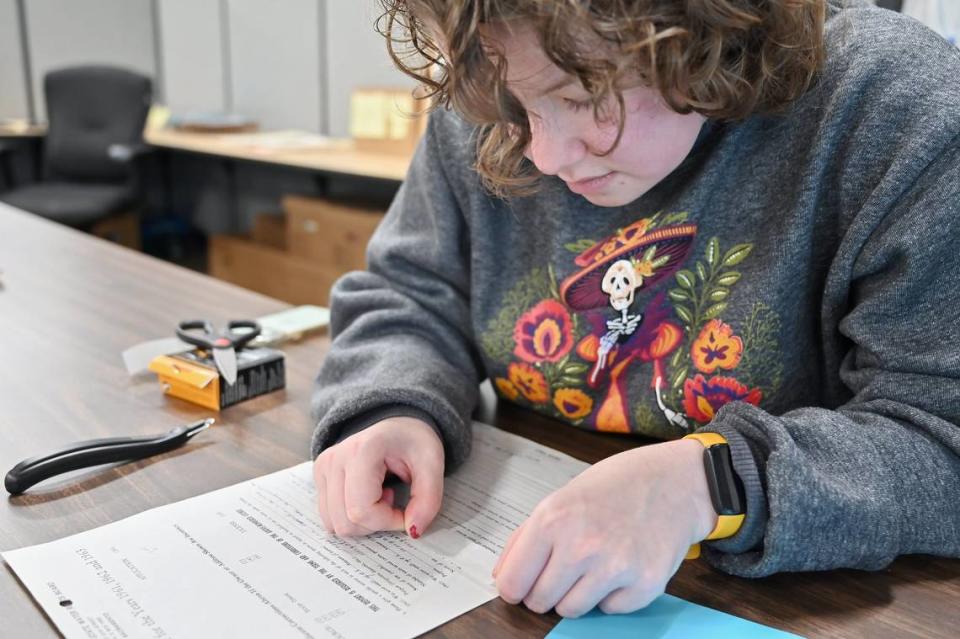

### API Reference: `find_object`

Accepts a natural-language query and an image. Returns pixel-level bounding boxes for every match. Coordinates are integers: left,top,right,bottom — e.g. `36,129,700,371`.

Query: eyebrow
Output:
540,76,578,96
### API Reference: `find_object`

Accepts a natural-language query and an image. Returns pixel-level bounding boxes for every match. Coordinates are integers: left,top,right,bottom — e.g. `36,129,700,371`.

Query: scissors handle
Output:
226,320,261,348
176,320,216,349
175,320,261,350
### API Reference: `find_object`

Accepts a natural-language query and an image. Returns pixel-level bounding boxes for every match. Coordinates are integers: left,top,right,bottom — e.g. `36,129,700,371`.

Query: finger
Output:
381,486,395,506
493,520,527,578
521,552,584,614
327,465,372,537
315,471,333,533
402,458,444,539
344,454,404,532
313,457,333,533
554,573,621,619
598,583,662,615
495,523,553,605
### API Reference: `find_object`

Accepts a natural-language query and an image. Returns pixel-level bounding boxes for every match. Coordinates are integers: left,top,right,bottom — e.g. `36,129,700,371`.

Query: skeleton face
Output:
601,259,641,311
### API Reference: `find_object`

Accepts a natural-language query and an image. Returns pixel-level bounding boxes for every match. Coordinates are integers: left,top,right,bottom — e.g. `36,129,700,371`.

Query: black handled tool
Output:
4,418,214,495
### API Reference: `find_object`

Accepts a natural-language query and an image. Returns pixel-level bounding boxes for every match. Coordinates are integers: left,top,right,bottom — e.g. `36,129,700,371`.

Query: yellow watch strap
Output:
686,514,746,560
683,431,728,448
682,432,744,560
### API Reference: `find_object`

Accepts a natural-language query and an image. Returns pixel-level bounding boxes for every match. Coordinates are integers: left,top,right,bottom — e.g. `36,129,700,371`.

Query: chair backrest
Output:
43,66,152,183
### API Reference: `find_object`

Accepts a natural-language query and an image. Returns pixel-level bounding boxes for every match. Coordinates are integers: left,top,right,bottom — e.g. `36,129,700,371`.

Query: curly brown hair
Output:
378,0,827,197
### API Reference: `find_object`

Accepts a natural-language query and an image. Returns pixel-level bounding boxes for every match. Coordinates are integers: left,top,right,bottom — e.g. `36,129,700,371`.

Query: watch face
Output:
704,444,745,516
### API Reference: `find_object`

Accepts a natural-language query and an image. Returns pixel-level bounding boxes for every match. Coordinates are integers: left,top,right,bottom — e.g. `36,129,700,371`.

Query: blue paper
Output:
546,594,803,639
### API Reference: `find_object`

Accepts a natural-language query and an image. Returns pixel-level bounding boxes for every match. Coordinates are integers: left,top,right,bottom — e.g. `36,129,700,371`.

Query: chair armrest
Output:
107,143,155,198
107,142,154,164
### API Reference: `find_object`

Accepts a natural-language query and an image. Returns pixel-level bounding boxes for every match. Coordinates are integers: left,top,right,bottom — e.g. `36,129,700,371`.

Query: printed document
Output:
3,422,588,639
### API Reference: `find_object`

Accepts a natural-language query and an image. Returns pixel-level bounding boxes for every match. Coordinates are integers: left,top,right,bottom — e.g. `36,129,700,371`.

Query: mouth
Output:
564,171,615,195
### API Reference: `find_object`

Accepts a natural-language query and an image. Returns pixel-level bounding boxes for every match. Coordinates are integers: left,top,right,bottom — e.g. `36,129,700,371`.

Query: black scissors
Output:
176,320,261,386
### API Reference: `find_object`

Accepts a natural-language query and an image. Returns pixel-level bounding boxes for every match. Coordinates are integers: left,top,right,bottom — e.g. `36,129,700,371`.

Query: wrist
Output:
675,438,719,542
683,432,746,541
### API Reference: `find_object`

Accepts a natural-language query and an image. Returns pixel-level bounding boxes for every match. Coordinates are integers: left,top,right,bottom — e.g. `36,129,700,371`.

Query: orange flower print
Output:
513,300,574,363
576,334,600,361
641,321,684,388
553,388,593,420
691,319,743,374
508,362,550,404
495,377,520,401
682,374,762,424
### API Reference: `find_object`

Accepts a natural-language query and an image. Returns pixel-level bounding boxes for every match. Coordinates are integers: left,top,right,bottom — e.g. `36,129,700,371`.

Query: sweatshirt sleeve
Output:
310,110,484,470
699,136,960,577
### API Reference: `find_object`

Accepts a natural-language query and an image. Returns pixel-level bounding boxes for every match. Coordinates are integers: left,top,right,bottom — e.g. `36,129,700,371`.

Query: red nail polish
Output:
409,525,420,539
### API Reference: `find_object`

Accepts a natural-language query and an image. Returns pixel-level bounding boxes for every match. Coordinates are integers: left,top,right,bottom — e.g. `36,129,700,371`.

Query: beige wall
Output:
0,0,30,120
0,0,414,134
324,2,414,137
24,0,157,120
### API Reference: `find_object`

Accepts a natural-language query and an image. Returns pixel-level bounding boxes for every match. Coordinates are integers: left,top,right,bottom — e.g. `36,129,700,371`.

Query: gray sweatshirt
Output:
312,2,960,577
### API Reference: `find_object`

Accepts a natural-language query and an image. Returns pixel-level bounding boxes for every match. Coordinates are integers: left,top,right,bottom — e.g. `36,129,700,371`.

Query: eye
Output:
563,98,592,113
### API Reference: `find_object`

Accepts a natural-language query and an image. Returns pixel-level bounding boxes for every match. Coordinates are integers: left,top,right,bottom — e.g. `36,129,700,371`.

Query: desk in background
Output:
142,126,409,307
134,129,405,257
144,127,410,183
0,122,46,188
0,123,402,308
2,202,960,637
0,122,410,182
0,122,46,138
0,121,409,233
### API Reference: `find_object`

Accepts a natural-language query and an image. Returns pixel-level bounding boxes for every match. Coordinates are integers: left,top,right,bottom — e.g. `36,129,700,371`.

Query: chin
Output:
582,190,644,207
580,180,652,208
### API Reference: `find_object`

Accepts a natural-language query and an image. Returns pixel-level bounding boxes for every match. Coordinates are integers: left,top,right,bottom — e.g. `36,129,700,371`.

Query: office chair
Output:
0,66,152,248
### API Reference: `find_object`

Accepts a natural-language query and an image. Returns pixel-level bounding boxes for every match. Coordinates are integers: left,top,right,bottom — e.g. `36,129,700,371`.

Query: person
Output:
311,0,960,618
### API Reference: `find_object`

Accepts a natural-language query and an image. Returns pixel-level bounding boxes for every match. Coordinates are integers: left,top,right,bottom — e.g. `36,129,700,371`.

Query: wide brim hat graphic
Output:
560,223,698,311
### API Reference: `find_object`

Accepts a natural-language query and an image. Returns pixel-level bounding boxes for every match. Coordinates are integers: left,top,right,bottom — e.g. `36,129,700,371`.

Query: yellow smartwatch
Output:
683,432,746,560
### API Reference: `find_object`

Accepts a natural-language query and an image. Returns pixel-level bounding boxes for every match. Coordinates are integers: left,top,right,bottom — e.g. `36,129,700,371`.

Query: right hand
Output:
313,416,445,539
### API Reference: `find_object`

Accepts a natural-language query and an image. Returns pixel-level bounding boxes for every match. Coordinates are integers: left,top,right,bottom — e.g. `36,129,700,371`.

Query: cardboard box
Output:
350,87,428,155
282,195,384,269
251,212,287,250
91,212,141,251
208,234,342,306
149,347,285,411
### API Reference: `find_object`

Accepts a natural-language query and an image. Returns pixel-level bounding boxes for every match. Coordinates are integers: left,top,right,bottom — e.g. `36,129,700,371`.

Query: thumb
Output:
403,461,444,539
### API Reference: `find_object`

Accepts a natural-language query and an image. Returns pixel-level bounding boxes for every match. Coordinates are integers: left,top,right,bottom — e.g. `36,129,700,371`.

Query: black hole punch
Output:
59,599,72,607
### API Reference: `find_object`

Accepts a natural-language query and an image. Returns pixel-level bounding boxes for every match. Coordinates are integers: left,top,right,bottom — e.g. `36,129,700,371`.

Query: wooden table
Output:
2,203,959,638
0,122,46,138
0,122,409,182
0,123,409,239
145,126,408,234
145,127,411,183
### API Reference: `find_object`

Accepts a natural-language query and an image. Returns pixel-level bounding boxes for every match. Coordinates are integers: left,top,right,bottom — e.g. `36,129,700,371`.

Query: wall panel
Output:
226,0,322,131
0,0,30,120
325,2,414,137
24,0,157,120
157,0,226,114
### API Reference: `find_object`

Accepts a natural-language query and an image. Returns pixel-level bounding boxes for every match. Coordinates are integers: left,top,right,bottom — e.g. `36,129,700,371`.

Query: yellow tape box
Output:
148,347,285,410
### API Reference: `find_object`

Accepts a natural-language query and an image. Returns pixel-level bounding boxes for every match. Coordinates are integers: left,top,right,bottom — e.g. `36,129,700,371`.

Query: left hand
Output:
493,439,716,617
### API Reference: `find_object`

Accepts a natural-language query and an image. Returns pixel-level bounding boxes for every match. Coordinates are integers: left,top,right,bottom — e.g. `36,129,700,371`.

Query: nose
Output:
524,114,587,177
